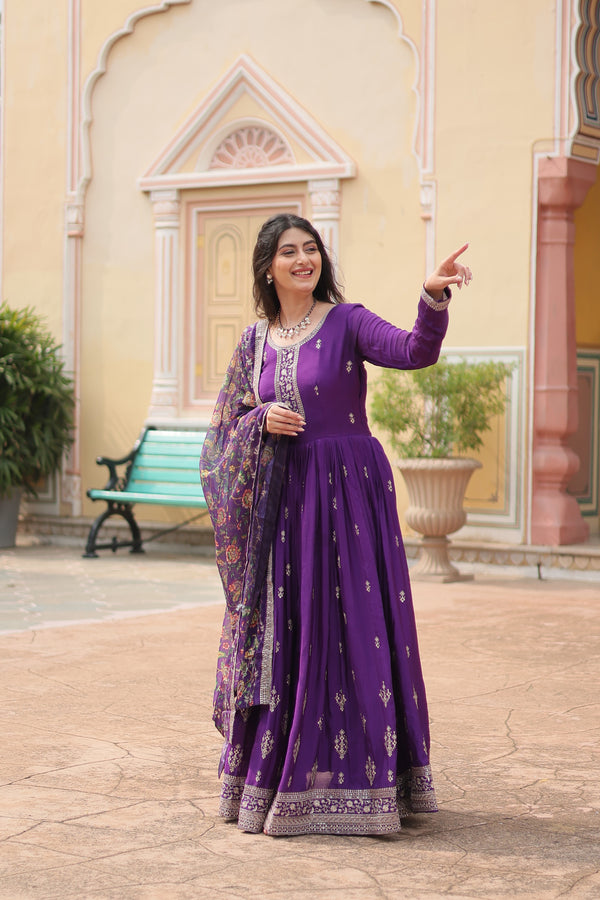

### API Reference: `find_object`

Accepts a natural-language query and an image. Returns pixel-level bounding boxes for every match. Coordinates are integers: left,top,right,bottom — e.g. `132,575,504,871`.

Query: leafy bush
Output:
0,303,75,496
370,357,513,459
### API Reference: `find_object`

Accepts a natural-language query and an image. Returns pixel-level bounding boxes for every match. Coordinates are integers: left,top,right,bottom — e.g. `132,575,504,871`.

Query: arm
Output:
352,289,450,370
353,242,472,369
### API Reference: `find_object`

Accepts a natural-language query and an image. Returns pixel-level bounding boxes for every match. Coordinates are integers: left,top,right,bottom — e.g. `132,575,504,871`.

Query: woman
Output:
200,213,472,836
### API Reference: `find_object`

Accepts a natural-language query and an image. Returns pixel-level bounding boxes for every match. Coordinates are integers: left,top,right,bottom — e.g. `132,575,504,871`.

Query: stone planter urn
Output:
397,458,482,582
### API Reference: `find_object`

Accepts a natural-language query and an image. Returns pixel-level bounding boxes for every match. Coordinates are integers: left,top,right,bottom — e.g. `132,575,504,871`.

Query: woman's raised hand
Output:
265,403,305,436
424,243,472,299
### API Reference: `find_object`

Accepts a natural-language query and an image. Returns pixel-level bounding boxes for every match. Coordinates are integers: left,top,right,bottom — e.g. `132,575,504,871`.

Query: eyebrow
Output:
278,240,318,251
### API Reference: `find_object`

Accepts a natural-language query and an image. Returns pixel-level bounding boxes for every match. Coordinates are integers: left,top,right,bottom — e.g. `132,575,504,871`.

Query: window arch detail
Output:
209,126,294,169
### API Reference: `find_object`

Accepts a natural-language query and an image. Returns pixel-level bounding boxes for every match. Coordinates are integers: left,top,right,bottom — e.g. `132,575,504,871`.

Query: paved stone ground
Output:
0,544,599,899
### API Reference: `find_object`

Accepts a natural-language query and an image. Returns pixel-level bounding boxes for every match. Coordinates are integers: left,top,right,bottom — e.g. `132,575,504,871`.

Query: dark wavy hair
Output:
252,213,345,320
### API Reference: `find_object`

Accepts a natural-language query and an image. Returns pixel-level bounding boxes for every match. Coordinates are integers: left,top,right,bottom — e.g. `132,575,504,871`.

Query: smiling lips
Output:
293,269,313,277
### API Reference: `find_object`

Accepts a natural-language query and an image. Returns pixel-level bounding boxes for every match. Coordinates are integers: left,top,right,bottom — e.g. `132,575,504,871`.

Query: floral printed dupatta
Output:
199,321,287,742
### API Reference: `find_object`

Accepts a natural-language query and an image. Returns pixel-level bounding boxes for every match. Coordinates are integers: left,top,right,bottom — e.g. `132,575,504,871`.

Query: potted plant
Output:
0,303,75,548
371,357,513,581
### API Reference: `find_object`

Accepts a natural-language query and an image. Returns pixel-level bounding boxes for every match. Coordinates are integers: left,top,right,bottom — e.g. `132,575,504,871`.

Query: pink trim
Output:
140,55,356,185
531,156,595,545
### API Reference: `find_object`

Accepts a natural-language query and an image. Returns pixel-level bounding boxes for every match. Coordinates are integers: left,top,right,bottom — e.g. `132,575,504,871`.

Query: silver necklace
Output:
275,299,317,340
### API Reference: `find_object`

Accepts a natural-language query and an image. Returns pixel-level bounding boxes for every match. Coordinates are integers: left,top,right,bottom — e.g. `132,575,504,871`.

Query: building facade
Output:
2,0,599,547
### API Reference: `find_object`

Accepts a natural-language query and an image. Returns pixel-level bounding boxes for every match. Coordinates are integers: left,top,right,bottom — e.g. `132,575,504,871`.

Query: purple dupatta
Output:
199,320,287,740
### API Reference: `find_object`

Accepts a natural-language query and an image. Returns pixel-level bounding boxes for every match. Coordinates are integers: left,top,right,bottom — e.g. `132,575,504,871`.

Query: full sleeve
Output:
349,289,450,370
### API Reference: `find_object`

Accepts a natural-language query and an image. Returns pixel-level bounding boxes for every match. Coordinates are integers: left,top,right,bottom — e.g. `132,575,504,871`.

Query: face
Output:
267,227,322,299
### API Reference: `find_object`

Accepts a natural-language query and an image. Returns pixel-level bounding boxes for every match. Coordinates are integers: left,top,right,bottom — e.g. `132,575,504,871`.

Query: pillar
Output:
308,179,341,260
147,189,181,420
531,156,595,544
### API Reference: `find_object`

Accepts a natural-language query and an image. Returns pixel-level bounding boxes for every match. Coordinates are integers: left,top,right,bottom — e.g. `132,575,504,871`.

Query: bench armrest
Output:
94,448,136,491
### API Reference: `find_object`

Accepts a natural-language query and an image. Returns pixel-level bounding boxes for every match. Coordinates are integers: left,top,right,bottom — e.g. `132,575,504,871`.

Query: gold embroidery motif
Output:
406,645,410,658
280,530,286,543
384,726,397,757
365,580,371,592
364,466,369,478
334,730,348,760
228,743,243,772
261,730,274,759
365,756,376,786
387,480,393,492
379,682,391,707
349,412,355,424
374,636,380,649
399,590,406,603
269,687,280,712
388,769,395,784
335,690,347,712
293,734,301,762
354,523,360,536
346,360,353,373
255,770,262,783
413,685,419,709
338,772,344,785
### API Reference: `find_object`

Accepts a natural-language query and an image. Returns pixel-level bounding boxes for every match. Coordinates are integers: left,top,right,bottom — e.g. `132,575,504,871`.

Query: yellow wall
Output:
435,0,555,349
2,0,68,338
575,166,600,348
2,0,562,535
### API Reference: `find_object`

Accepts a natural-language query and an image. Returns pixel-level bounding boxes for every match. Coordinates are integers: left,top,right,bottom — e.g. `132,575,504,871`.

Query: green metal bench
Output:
83,427,209,558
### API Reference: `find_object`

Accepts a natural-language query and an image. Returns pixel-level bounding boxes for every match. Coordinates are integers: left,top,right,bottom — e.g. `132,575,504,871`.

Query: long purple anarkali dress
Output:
201,291,449,836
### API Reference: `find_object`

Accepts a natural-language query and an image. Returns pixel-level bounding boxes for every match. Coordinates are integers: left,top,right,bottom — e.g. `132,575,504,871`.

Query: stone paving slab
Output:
0,545,599,898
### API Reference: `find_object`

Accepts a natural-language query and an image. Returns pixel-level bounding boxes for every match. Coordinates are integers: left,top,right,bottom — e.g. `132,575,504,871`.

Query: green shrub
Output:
0,303,75,496
370,357,513,459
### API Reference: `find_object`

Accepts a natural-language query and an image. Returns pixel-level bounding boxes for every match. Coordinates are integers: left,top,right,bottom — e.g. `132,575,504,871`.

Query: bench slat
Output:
142,431,206,445
88,488,206,507
125,480,203,497
132,453,200,469
128,468,200,484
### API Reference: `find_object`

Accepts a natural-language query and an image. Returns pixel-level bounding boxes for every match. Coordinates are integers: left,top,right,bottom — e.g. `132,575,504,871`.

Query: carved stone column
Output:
531,156,595,545
308,179,341,260
148,189,181,420
61,199,85,516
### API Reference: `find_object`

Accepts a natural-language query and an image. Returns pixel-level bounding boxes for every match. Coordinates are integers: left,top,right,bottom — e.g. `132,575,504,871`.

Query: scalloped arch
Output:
76,0,424,202
77,0,192,202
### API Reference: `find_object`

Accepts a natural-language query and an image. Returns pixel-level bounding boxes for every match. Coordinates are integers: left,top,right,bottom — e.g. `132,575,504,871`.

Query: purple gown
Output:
218,297,447,835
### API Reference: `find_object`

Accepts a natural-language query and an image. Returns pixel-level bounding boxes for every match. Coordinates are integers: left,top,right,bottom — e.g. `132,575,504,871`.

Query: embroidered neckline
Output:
267,303,337,351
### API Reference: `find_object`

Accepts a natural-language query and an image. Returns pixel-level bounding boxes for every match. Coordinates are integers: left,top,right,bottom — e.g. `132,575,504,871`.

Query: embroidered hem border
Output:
219,766,437,835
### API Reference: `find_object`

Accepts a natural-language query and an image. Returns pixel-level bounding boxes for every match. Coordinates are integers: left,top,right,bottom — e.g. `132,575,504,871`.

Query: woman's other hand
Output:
424,243,472,300
265,404,305,436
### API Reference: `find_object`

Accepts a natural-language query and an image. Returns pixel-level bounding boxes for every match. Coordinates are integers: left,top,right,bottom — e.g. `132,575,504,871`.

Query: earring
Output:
266,273,273,284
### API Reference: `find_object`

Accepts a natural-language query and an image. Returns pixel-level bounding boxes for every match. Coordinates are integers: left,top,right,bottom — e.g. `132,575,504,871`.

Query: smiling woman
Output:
200,212,472,837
